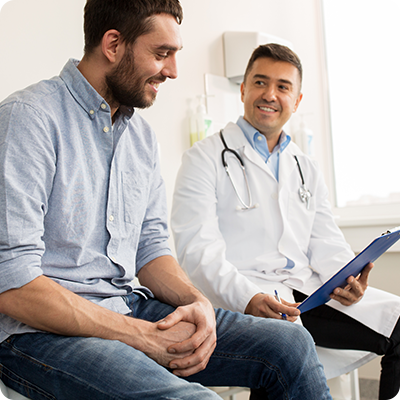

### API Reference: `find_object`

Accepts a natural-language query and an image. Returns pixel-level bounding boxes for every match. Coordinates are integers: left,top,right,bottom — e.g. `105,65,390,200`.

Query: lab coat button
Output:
109,215,114,222
271,193,278,200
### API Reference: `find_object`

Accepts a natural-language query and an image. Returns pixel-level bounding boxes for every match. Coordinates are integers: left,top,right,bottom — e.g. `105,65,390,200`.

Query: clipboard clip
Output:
381,226,400,236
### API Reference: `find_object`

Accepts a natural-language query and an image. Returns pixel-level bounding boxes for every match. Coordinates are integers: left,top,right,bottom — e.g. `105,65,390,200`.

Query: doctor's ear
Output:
240,82,245,102
293,93,303,113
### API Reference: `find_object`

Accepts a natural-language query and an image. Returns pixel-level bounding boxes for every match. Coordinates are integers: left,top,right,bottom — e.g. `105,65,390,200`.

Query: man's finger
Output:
157,309,184,330
358,262,373,284
170,337,216,377
168,323,215,354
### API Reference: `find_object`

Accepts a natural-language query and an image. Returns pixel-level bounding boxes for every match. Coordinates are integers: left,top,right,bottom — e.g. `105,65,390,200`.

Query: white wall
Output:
0,0,85,94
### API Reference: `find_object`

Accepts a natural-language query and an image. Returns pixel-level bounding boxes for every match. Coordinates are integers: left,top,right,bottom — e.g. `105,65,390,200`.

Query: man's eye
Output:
255,81,265,86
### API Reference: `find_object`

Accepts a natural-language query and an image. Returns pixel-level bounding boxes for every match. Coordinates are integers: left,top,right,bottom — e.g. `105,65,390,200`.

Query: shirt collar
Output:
236,116,291,157
59,59,134,121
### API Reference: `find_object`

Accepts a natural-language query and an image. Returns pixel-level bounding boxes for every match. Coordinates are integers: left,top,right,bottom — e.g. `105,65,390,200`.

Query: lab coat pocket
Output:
287,190,316,241
122,171,149,226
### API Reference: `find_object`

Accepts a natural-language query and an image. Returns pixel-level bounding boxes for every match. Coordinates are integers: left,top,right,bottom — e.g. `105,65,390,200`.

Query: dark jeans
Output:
0,294,331,400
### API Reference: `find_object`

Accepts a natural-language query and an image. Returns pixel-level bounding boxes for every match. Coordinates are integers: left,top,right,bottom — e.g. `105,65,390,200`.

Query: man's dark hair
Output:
83,0,183,54
243,43,303,88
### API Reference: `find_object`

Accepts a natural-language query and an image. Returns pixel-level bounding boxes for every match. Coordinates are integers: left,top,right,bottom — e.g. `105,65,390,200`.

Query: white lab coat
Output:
172,122,400,379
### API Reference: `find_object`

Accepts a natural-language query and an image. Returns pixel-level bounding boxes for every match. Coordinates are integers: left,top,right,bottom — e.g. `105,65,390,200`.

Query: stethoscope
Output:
219,129,312,211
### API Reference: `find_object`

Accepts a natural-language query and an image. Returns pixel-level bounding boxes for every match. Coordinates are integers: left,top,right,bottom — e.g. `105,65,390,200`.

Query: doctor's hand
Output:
330,262,373,306
245,293,300,322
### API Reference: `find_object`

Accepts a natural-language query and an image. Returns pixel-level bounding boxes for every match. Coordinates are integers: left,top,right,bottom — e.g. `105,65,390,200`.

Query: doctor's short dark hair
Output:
83,0,183,54
243,43,303,87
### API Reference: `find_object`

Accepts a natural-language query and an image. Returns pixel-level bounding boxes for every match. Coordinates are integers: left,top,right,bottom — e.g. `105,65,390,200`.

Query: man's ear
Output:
293,92,303,113
101,29,124,64
240,81,245,103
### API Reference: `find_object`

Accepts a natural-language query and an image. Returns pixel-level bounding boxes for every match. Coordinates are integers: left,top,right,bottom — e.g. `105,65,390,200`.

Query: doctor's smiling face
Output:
241,56,303,148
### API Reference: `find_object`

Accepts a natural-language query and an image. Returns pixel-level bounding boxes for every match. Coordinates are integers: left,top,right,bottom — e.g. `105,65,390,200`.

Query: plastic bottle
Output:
189,99,198,146
195,99,206,142
196,95,213,139
295,115,314,157
189,96,214,146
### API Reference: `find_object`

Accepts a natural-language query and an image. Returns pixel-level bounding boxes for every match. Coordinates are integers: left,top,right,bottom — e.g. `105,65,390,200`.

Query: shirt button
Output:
89,110,95,115
109,215,114,222
257,136,263,141
101,103,107,110
103,126,110,133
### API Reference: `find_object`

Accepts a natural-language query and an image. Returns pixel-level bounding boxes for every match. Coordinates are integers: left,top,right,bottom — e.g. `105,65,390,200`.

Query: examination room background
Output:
0,0,398,382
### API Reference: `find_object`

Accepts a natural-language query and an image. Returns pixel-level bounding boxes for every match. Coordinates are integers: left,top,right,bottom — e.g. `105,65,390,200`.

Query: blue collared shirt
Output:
0,59,171,341
236,116,291,181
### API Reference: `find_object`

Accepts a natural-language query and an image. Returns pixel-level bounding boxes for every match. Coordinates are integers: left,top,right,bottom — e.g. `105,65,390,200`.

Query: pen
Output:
274,290,287,320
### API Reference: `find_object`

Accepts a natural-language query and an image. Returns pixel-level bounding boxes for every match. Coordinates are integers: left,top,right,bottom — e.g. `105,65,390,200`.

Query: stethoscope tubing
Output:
219,129,312,211
220,130,256,210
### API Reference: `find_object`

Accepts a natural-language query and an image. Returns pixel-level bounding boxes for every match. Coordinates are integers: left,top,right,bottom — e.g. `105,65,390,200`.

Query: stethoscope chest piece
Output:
294,155,312,210
299,184,312,209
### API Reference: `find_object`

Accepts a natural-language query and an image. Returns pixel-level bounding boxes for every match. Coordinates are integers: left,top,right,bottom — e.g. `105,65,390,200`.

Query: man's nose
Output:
162,55,178,80
261,85,277,102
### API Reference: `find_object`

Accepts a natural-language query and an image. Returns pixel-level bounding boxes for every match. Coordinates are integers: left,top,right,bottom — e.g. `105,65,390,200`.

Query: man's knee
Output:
254,319,318,369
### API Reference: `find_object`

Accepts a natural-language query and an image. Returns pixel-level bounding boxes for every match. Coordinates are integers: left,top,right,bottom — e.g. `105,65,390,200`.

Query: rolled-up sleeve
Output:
0,101,56,293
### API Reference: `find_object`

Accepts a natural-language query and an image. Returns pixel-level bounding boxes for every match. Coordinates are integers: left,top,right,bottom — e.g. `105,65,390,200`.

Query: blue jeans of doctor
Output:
0,294,331,400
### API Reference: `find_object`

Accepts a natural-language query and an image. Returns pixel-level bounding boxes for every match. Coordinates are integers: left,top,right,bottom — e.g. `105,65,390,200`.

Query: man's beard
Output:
105,49,159,110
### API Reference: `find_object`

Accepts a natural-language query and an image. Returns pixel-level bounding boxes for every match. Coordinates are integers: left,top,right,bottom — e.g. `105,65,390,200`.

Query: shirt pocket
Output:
122,171,149,226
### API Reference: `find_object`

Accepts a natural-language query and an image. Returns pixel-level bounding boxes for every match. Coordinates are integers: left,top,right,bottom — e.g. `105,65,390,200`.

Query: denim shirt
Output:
0,59,171,341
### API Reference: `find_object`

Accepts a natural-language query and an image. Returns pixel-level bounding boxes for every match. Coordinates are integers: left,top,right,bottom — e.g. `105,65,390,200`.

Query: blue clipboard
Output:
297,227,400,313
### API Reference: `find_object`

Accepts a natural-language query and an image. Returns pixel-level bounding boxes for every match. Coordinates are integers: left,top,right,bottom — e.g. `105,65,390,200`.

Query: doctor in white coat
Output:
171,44,400,400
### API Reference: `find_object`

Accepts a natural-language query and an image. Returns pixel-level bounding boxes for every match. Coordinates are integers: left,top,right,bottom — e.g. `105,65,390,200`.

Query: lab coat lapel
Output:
222,123,275,179
278,146,298,191
242,143,274,177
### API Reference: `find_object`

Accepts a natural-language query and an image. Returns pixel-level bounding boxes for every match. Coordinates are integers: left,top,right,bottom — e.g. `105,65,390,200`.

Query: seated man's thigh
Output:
0,332,220,400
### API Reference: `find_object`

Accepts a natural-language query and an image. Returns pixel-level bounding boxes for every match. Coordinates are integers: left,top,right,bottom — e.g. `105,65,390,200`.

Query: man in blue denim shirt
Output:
0,1,332,399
